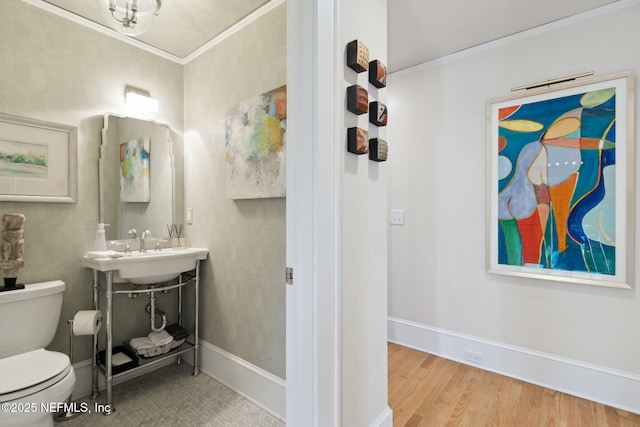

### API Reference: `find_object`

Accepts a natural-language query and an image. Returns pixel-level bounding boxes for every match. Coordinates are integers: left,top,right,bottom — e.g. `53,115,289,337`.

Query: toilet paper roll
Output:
72,310,102,336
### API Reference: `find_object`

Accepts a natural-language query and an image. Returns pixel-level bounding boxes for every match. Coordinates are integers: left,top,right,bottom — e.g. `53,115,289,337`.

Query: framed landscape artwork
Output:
0,113,77,203
486,72,634,288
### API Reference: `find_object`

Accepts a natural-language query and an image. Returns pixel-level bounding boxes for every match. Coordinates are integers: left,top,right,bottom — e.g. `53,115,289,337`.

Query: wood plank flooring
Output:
388,342,640,426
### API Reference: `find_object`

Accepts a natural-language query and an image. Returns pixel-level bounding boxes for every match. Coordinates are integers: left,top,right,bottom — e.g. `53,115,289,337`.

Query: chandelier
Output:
102,0,162,36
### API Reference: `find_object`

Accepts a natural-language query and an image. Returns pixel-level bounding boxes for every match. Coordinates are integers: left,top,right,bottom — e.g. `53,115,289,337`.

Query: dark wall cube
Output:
369,102,388,127
346,40,369,73
368,60,387,88
369,138,388,162
346,85,368,115
347,127,369,155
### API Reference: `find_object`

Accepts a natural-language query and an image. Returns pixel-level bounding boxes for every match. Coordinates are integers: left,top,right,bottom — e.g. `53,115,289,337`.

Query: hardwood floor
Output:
388,342,640,426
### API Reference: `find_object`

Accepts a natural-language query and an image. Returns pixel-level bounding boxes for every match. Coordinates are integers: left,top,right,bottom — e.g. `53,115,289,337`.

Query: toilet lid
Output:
0,349,71,402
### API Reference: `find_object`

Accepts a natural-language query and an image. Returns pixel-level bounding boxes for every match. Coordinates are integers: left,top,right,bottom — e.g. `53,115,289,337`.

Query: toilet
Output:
0,280,76,427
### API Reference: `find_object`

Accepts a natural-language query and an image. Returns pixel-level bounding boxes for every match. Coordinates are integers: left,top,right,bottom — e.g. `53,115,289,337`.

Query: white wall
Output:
341,0,391,426
286,0,392,424
388,1,640,410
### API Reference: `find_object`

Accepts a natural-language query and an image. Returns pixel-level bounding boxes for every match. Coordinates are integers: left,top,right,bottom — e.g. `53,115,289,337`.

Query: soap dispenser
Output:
94,223,108,251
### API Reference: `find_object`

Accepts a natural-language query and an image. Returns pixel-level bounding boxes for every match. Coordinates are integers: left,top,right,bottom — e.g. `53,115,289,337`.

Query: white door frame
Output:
286,0,341,425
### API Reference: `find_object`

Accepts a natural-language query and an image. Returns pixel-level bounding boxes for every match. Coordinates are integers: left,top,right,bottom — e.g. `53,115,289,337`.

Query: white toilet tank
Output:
0,280,65,359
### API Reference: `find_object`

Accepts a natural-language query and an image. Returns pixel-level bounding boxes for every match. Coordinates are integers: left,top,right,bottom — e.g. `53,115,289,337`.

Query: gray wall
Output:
183,4,286,378
1,0,285,380
0,0,184,361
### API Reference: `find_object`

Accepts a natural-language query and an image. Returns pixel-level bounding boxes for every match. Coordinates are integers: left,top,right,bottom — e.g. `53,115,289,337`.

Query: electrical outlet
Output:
390,209,405,225
464,350,483,364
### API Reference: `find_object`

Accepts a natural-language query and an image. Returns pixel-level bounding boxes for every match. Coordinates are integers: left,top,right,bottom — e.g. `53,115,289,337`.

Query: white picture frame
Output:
0,113,77,203
486,71,634,288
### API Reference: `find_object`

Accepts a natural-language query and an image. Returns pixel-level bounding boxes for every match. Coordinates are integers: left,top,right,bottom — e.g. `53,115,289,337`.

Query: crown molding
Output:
20,0,286,66
389,0,640,79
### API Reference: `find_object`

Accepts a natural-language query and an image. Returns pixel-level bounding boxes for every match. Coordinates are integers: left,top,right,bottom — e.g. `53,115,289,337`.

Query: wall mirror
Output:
100,114,183,241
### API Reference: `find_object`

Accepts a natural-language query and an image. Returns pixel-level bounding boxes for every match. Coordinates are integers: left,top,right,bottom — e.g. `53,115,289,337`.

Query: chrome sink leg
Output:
91,269,100,400
103,270,115,415
177,280,183,366
193,261,200,376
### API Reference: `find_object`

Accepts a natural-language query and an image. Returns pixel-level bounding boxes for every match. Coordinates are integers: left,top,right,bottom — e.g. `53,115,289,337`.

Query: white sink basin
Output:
82,247,209,284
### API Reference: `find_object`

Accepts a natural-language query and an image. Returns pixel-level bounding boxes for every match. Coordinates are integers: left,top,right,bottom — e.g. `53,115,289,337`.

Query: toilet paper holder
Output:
54,311,101,422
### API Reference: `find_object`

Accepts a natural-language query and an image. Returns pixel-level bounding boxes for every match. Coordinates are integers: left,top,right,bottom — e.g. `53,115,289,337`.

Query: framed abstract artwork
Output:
0,113,77,203
486,72,634,288
120,138,150,202
225,85,287,199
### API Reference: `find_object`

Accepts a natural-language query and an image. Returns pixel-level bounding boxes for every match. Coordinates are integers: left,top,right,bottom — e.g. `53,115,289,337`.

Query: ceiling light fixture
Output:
102,0,162,36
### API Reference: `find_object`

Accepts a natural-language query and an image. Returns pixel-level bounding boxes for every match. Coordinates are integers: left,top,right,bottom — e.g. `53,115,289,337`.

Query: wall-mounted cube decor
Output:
346,40,369,73
369,138,388,162
346,85,369,115
368,60,387,88
369,101,388,127
347,127,369,154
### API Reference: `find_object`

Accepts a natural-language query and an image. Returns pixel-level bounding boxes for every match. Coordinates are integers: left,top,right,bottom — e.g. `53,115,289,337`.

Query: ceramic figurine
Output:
1,213,26,289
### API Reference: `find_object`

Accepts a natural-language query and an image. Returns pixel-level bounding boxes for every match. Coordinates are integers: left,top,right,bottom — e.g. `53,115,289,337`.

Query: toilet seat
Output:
0,349,71,403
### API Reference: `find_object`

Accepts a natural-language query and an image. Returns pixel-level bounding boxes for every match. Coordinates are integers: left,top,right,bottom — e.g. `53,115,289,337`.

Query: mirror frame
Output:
99,113,176,238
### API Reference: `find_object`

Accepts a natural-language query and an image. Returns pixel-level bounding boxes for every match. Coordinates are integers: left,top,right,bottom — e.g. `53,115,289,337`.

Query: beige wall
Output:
0,0,285,380
183,4,286,378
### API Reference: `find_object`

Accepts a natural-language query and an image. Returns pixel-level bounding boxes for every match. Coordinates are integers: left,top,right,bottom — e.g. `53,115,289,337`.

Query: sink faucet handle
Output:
155,240,168,251
111,241,132,254
128,228,138,239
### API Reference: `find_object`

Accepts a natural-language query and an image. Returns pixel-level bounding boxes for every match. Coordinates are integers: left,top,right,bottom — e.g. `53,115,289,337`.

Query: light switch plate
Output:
186,208,193,225
390,209,405,225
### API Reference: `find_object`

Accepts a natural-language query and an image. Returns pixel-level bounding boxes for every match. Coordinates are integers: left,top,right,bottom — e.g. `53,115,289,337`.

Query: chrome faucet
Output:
140,229,151,253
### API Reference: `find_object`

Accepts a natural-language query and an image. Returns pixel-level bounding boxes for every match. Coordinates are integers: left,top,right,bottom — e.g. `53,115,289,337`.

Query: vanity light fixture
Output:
102,0,162,36
125,86,159,112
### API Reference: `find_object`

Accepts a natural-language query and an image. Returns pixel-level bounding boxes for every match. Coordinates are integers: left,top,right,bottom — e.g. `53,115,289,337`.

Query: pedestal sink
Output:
83,246,208,414
82,247,209,284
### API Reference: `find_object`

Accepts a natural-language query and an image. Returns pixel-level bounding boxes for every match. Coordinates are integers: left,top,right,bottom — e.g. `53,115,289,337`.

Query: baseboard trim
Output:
388,316,640,415
72,339,286,421
181,339,286,421
370,406,393,427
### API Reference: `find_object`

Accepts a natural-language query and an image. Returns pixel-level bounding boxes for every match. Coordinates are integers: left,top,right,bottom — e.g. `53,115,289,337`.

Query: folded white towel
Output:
129,337,156,350
149,330,173,347
111,352,133,367
85,250,124,259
